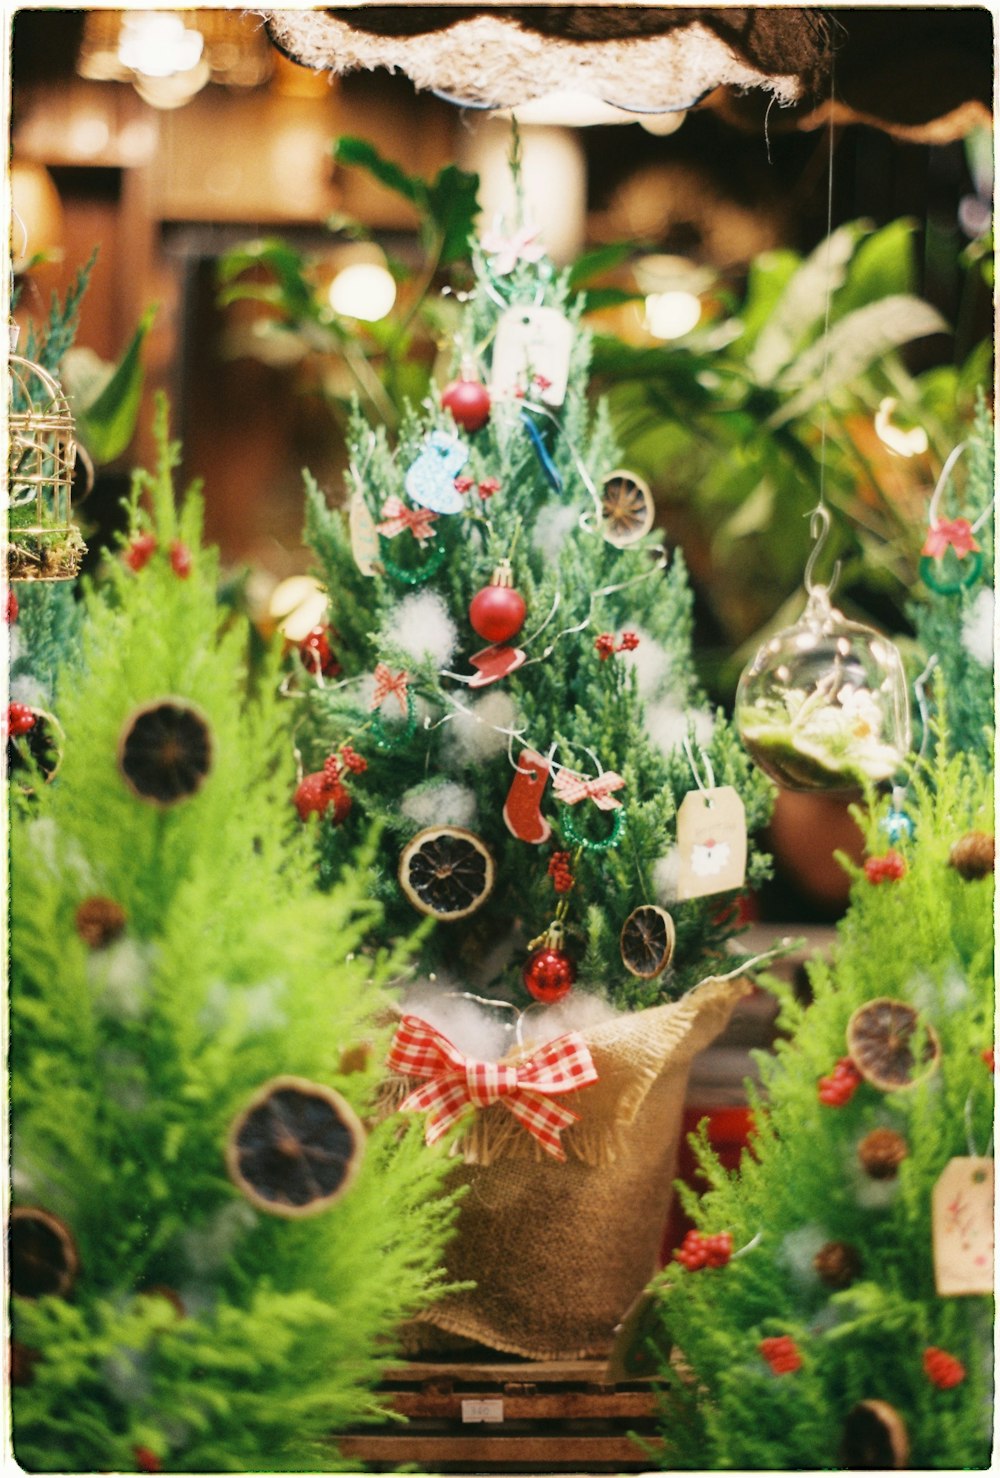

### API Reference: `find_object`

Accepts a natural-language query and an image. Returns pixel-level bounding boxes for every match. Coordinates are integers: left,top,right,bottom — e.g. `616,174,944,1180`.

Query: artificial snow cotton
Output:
400,979,619,1063
618,624,673,698
444,689,518,765
181,1200,257,1276
384,590,458,669
532,500,580,561
86,938,155,1019
402,780,478,831
653,848,681,904
9,673,48,709
645,697,714,757
778,1224,829,1289
961,586,994,668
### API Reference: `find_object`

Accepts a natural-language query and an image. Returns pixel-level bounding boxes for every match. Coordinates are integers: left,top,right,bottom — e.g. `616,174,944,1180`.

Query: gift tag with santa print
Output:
932,1156,994,1296
490,305,573,408
349,489,380,576
675,786,747,901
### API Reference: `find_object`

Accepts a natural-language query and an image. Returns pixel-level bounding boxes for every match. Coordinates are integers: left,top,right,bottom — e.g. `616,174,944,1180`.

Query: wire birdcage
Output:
6,353,86,581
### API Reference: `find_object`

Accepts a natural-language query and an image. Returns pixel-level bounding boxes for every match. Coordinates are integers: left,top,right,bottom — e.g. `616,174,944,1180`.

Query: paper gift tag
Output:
467,644,526,687
932,1156,994,1295
676,786,747,900
490,306,573,407
349,490,380,576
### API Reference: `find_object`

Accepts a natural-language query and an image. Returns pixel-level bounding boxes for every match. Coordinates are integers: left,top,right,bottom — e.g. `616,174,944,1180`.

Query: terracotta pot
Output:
765,788,866,914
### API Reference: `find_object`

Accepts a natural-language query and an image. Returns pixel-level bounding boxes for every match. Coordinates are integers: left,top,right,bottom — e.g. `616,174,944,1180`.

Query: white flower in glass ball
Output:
735,586,911,792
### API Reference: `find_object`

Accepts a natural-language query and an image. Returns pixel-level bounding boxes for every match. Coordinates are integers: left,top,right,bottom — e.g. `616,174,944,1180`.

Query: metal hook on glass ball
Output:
803,503,842,602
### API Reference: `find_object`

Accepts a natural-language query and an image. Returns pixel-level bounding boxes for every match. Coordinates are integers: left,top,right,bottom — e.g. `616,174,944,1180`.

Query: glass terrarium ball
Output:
735,588,911,793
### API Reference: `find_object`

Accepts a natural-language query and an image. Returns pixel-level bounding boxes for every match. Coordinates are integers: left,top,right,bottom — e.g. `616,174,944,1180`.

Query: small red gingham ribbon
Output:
386,1014,598,1160
552,769,625,811
377,495,438,544
921,516,980,560
369,663,410,714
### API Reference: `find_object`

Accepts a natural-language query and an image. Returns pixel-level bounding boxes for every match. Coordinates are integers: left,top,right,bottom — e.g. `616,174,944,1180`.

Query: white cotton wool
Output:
532,500,580,562
522,989,619,1046
961,586,994,668
402,981,517,1062
401,781,478,831
385,590,459,669
645,697,714,758
652,848,681,904
86,939,155,1020
618,625,673,698
778,1224,829,1289
444,688,518,765
10,673,49,709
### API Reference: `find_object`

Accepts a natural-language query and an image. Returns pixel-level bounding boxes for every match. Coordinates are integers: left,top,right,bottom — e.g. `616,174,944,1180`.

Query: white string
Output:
927,442,969,526
803,55,839,597
682,736,716,793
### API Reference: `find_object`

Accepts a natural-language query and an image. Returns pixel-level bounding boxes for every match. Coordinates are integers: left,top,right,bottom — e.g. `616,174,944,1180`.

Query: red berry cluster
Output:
675,1229,733,1271
864,850,907,884
4,588,18,623
454,475,501,500
338,743,368,775
547,850,575,894
759,1335,802,1375
298,626,341,678
818,1057,862,1106
123,533,191,578
7,702,36,737
533,373,552,393
923,1347,965,1389
981,1047,994,1072
133,1447,163,1473
595,631,641,661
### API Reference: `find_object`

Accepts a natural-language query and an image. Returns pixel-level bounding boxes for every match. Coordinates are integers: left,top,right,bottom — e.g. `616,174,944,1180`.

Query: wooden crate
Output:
338,1355,662,1473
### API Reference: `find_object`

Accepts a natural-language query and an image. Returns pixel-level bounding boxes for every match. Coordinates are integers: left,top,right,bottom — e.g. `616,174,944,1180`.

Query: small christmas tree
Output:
294,187,773,1011
8,402,457,1473
644,729,993,1470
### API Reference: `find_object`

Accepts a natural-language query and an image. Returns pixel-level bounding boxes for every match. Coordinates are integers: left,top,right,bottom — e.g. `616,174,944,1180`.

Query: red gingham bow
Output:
369,663,410,715
552,768,625,810
386,1014,598,1160
377,495,439,544
922,517,980,560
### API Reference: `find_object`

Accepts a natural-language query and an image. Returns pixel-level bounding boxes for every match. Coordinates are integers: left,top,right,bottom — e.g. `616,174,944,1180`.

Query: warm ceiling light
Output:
645,291,703,340
78,10,272,107
117,12,203,79
10,160,64,270
328,262,397,323
269,575,329,641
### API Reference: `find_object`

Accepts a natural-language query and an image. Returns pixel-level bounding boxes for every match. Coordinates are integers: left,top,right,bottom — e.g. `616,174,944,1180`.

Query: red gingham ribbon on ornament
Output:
552,768,625,810
921,517,980,560
369,663,410,715
386,1014,598,1160
377,495,439,544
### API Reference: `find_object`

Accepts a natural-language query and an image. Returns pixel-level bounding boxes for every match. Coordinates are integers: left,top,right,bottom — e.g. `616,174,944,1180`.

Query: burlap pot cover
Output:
388,973,751,1360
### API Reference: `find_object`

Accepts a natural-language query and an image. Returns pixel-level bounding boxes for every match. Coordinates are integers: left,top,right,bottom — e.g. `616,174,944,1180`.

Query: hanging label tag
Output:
491,306,573,407
349,490,380,576
676,786,747,900
932,1156,994,1296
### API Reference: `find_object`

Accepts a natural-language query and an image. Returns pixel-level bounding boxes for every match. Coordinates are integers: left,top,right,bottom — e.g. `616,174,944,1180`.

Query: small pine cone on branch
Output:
814,1240,862,1289
74,896,128,949
948,831,995,880
858,1127,909,1179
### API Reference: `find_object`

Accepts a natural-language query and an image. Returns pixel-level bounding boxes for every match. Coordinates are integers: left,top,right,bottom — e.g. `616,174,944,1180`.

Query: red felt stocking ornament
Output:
503,748,553,845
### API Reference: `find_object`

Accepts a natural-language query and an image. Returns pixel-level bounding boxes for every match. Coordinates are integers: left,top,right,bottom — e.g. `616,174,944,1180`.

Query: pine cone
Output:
814,1239,862,1288
949,831,995,880
858,1127,908,1179
74,896,128,949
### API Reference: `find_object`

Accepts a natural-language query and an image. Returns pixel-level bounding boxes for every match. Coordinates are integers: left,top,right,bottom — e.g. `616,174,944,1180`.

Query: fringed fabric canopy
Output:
260,4,991,141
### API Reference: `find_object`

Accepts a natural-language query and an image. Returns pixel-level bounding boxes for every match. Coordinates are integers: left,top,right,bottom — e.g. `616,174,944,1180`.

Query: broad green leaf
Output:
769,295,949,425
333,135,426,209
426,162,480,264
578,286,645,314
835,218,916,318
74,306,155,465
568,242,637,288
719,478,777,540
747,222,868,386
732,248,800,349
216,240,315,317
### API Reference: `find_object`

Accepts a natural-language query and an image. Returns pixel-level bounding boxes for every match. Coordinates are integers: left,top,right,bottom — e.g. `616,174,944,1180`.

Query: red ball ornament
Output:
469,559,526,644
442,375,491,433
523,945,576,1003
293,771,352,826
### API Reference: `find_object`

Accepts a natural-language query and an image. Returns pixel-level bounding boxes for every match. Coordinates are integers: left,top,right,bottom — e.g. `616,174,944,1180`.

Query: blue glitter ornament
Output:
880,788,915,844
404,431,468,514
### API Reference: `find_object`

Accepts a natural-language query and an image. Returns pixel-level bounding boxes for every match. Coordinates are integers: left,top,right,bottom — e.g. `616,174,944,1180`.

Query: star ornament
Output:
922,517,980,561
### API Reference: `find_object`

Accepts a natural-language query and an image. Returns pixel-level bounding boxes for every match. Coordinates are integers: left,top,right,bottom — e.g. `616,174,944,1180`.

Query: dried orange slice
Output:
226,1076,365,1218
601,469,654,547
620,904,676,978
9,1207,79,1299
7,706,63,791
841,1400,909,1469
846,998,940,1091
118,698,213,806
399,826,495,920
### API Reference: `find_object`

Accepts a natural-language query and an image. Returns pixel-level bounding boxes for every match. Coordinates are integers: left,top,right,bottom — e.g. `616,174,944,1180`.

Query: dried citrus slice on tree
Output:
846,998,940,1091
399,826,495,920
7,706,64,791
226,1076,365,1218
841,1400,909,1469
620,904,676,978
601,469,654,548
118,698,213,806
9,1207,80,1299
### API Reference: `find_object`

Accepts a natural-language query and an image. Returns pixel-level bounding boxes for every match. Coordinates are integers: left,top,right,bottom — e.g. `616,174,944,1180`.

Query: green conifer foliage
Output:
297,241,773,1009
8,401,457,1473
646,736,993,1470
